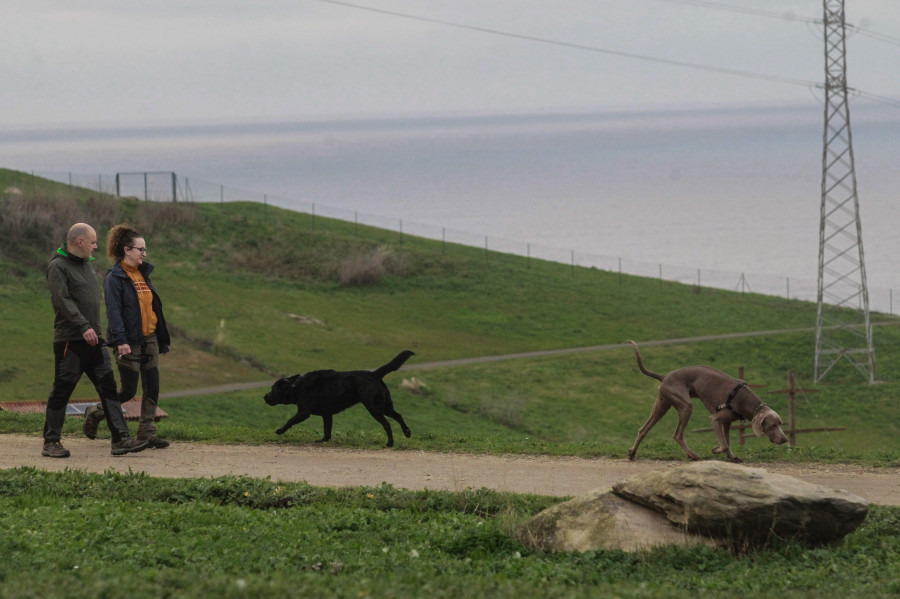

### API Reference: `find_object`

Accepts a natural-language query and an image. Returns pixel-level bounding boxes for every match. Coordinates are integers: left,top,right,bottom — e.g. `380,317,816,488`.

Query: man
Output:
42,223,149,457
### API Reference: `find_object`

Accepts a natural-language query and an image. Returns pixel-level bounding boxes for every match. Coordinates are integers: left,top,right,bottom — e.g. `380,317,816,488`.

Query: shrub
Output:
338,246,394,286
0,193,120,267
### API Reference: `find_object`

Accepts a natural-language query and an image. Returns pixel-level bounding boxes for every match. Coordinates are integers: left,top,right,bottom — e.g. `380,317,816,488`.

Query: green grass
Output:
3,170,900,598
2,170,900,462
1,468,898,599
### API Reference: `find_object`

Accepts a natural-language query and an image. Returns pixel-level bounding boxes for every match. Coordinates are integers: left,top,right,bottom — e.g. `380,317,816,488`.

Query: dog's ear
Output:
271,375,300,391
752,408,781,437
751,409,766,436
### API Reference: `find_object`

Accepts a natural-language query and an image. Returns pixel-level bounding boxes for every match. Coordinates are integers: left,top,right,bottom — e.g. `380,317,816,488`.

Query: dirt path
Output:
2,434,897,505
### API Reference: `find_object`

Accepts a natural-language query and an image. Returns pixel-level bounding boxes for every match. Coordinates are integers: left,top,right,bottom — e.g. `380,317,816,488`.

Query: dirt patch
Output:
2,434,897,505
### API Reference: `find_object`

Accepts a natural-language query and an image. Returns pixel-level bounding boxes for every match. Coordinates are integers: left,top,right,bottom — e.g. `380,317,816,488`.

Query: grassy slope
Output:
1,170,899,461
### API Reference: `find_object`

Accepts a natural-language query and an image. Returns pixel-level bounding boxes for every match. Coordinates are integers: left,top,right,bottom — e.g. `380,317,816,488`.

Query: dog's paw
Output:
403,428,411,438
276,428,287,435
729,456,744,464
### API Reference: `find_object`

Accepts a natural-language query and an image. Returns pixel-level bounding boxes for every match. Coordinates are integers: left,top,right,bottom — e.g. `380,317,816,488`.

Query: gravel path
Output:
2,434,897,505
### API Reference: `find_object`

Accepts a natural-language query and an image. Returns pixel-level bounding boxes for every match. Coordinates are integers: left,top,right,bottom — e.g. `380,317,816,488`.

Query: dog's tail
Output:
372,350,415,379
627,340,665,382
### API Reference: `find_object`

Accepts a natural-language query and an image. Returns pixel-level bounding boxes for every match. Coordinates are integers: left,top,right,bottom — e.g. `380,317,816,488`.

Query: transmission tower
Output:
814,0,875,383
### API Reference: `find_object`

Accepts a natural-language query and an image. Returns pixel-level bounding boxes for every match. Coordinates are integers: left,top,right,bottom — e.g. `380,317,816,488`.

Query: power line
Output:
653,0,900,48
314,0,898,106
649,0,819,25
850,27,900,49
855,89,900,109
313,0,818,89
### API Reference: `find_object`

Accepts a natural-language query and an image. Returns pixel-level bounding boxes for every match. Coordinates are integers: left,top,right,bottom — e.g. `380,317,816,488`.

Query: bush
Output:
339,246,391,286
0,193,120,267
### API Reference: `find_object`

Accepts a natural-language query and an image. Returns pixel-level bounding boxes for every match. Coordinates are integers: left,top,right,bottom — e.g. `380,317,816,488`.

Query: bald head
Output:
66,223,98,259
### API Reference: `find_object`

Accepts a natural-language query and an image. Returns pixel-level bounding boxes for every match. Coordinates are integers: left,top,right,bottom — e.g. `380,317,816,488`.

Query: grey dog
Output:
627,340,788,463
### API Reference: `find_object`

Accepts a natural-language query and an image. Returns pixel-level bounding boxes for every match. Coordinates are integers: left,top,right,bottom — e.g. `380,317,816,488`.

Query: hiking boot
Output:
142,437,170,449
82,403,105,440
42,441,71,458
111,438,149,456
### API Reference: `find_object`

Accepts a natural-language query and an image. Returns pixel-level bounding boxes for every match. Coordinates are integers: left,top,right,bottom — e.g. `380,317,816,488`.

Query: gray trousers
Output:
114,333,161,439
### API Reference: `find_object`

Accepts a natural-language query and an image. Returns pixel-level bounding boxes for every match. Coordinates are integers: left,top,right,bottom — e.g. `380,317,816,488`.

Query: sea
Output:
2,103,898,312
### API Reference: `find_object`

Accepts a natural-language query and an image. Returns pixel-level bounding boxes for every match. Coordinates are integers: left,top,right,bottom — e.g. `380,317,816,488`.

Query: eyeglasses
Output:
128,246,147,254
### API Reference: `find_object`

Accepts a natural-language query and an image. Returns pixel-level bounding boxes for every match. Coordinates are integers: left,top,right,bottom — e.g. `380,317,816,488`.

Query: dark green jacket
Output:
47,247,103,343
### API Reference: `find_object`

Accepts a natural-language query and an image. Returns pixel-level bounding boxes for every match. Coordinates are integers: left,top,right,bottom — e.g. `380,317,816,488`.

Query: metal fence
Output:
26,169,897,315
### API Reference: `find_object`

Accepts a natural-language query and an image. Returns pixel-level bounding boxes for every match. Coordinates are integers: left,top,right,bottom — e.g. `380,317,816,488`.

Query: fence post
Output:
770,371,819,447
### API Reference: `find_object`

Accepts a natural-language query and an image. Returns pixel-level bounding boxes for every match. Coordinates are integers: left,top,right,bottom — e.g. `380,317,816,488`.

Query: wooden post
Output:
735,366,766,446
789,371,797,446
770,370,818,447
738,366,745,445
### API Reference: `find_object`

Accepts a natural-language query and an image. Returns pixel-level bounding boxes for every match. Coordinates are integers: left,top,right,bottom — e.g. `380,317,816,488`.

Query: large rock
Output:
519,487,719,553
519,462,868,553
612,461,868,547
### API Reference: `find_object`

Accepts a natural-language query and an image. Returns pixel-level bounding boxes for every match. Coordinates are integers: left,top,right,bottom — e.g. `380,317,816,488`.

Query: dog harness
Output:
716,382,748,420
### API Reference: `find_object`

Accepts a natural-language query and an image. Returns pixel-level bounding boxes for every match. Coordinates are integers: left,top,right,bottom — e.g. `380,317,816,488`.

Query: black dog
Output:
264,350,414,447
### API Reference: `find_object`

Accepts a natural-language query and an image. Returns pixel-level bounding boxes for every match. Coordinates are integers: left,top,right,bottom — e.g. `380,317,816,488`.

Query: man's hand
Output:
82,328,99,346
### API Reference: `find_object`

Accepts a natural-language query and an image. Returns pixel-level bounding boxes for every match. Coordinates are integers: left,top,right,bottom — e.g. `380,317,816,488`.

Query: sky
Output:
2,0,899,128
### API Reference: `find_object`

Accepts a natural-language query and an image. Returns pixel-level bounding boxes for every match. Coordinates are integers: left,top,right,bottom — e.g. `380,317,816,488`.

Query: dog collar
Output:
752,402,769,417
716,382,748,420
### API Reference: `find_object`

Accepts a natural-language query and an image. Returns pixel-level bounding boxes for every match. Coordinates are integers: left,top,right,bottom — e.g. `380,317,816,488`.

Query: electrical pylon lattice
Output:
814,0,875,383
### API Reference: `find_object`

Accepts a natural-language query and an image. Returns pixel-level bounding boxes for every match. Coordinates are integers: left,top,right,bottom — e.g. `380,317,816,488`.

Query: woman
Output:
97,224,171,448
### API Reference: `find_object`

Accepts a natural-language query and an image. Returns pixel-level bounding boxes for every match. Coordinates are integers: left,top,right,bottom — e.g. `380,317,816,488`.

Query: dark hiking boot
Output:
142,437,170,449
82,403,105,440
111,438,149,456
42,441,70,458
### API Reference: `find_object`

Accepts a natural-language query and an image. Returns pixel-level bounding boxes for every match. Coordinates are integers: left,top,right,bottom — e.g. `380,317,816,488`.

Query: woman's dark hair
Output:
106,224,141,261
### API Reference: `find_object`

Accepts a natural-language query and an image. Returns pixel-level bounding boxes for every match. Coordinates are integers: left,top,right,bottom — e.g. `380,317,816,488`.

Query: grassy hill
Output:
2,168,898,462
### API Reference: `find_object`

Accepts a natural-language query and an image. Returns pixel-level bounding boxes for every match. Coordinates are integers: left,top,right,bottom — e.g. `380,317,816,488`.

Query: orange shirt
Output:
121,262,158,337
